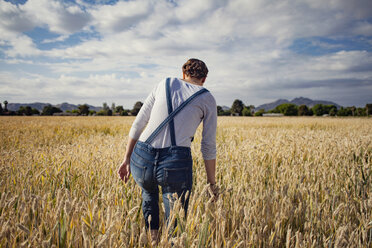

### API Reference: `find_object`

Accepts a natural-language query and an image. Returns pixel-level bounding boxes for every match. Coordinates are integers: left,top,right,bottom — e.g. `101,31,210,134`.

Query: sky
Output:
0,0,371,108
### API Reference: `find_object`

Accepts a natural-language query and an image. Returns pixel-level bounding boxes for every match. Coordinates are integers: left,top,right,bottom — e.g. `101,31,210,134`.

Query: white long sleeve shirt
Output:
129,77,217,160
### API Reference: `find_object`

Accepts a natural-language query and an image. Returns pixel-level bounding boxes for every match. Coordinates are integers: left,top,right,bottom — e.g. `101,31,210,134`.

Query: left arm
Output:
117,81,160,182
200,94,217,161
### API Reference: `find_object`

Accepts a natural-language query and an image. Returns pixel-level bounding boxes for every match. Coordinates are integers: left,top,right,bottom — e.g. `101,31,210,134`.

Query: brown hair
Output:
182,58,208,79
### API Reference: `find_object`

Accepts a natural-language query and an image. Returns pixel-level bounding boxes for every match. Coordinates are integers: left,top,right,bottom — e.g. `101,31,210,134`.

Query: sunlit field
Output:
0,116,371,247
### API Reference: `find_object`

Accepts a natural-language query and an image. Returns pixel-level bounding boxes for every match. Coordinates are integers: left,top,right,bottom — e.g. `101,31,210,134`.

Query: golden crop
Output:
0,116,371,247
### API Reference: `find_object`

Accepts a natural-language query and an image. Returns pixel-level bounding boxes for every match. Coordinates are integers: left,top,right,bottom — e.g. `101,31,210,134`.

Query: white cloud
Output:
0,0,372,107
5,34,42,57
352,21,372,36
89,0,151,34
0,1,35,33
21,0,91,34
0,71,152,106
41,34,70,44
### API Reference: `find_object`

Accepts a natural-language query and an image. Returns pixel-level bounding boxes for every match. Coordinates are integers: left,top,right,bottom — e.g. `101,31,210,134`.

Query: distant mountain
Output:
7,102,102,112
221,105,230,111
55,102,102,112
55,102,79,111
7,102,50,112
291,97,341,109
256,97,340,111
255,99,290,111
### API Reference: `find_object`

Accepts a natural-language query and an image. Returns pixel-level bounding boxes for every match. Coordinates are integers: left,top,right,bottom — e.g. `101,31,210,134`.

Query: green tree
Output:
99,102,114,115
223,110,231,116
365,104,372,116
17,106,33,116
298,105,309,116
242,107,252,116
115,105,124,113
78,104,90,115
350,106,356,116
329,108,337,116
115,105,125,115
217,106,223,116
3,100,8,112
242,105,254,116
217,106,231,116
324,105,337,116
231,99,244,116
97,110,106,116
111,103,116,113
42,105,62,116
356,107,366,116
31,108,40,115
312,104,324,116
17,106,25,115
25,106,32,115
275,103,298,116
247,105,255,110
131,101,143,116
103,102,109,111
254,109,265,116
337,107,352,116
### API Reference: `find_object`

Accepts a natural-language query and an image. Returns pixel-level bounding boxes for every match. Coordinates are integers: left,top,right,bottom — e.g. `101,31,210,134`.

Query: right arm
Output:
204,159,216,185
201,94,218,196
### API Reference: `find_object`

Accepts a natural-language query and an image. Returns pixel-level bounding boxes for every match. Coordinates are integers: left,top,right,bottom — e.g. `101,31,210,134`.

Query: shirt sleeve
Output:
200,93,217,160
128,82,159,140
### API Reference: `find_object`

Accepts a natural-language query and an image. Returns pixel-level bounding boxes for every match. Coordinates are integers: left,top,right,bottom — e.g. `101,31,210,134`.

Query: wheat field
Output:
0,116,371,247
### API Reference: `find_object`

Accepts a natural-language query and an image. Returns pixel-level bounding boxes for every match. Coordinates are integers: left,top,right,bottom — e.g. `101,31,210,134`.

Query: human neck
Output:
182,76,204,86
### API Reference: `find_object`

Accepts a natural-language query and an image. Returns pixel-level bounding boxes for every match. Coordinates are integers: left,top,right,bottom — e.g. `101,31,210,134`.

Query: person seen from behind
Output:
118,58,219,245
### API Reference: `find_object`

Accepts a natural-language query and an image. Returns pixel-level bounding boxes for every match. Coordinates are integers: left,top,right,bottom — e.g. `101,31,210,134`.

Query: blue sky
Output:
1,0,371,108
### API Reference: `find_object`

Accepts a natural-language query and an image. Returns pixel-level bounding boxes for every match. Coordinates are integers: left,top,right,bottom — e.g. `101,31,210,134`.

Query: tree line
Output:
221,99,372,117
1,99,371,117
0,100,144,116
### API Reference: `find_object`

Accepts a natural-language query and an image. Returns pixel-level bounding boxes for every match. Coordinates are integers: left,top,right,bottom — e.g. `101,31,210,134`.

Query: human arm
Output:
128,90,156,140
118,81,159,182
118,136,137,182
200,94,218,198
204,159,216,185
205,158,219,200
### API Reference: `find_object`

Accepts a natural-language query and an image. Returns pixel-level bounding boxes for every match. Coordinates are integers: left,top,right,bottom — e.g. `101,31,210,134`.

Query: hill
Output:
255,97,341,111
7,102,102,112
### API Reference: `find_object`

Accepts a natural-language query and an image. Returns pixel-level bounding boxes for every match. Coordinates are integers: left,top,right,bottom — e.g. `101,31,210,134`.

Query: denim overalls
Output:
130,78,208,230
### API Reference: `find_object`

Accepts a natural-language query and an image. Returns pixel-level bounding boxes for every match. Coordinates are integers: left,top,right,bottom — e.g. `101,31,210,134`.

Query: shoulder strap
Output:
166,78,176,146
145,79,209,145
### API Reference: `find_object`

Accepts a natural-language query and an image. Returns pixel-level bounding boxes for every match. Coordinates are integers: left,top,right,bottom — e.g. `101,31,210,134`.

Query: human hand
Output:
207,183,219,202
117,158,131,183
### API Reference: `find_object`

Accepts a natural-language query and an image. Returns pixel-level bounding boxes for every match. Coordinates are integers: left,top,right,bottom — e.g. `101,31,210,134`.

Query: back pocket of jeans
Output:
163,167,190,190
130,159,147,184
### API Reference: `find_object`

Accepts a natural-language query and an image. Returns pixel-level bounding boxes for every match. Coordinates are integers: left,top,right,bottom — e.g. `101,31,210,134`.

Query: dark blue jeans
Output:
130,141,193,230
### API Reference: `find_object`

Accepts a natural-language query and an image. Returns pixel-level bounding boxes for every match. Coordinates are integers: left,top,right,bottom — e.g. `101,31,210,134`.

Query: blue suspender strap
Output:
166,78,176,146
145,85,209,145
